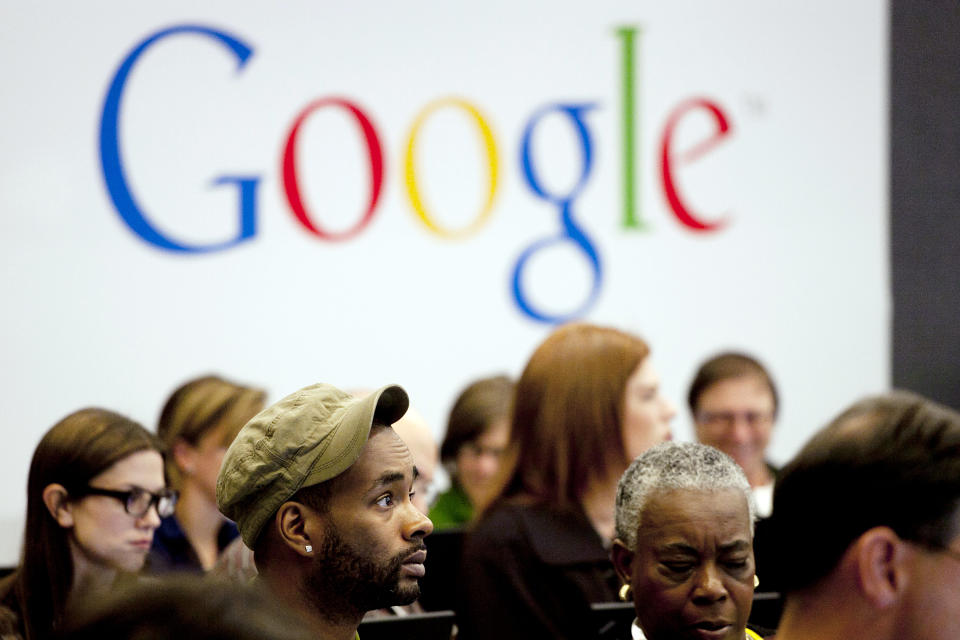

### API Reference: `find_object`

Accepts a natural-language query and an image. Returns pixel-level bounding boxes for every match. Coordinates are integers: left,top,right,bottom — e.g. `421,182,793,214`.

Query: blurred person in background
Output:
379,403,437,516
0,408,175,639
149,375,266,573
456,323,675,640
688,353,779,518
612,442,769,640
430,375,514,529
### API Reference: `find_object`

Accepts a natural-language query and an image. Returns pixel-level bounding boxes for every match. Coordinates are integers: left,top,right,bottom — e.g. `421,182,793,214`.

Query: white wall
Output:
0,1,888,564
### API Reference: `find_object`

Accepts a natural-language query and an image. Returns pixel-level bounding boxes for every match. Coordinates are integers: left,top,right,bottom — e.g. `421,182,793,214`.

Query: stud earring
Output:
305,545,313,553
619,583,632,601
754,574,760,588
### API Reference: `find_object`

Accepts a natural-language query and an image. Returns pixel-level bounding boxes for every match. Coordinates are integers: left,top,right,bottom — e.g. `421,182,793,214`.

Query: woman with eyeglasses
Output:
148,375,265,573
0,408,175,640
430,375,514,530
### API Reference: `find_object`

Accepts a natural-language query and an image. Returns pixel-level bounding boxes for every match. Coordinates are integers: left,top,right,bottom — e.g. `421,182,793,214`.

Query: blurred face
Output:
409,457,436,516
620,488,754,640
186,424,236,504
694,376,775,484
67,449,166,573
622,359,675,463
455,417,510,509
393,414,439,514
305,427,434,612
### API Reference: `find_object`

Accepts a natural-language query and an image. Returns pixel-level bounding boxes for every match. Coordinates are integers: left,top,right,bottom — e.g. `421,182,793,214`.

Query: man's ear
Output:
276,501,318,557
611,538,635,584
852,526,907,609
42,483,74,528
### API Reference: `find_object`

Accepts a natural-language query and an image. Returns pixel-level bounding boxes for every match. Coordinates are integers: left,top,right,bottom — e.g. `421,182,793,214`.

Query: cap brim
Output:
370,384,410,426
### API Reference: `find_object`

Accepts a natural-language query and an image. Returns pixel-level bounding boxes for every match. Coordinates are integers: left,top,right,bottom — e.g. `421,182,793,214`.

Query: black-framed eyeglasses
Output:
74,486,178,519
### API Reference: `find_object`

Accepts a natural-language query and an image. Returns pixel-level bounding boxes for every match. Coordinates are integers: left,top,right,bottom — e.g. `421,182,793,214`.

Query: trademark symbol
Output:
743,94,767,118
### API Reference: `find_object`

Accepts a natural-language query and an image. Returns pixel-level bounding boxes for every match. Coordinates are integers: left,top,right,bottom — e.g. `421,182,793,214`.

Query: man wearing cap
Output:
217,383,434,640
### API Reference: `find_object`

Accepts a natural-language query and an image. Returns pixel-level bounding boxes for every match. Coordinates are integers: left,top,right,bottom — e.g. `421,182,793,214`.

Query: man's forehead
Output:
336,427,416,492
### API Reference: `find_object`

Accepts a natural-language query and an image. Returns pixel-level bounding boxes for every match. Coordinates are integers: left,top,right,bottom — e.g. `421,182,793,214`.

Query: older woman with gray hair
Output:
611,442,771,640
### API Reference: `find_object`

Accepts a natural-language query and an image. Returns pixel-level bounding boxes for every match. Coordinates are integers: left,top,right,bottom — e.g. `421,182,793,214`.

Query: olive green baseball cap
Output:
216,382,409,547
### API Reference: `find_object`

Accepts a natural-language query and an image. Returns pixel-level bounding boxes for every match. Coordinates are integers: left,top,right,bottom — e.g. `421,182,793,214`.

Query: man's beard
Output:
302,522,423,623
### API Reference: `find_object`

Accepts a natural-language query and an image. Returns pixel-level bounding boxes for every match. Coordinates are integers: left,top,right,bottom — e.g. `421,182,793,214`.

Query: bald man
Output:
391,406,438,515
772,391,960,640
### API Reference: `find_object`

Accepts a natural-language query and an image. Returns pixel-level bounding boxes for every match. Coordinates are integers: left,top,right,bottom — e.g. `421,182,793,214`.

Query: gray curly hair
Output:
614,442,757,550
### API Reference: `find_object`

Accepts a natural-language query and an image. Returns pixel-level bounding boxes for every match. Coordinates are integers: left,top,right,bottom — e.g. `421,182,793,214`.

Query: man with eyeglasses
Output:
688,352,780,518
769,391,960,640
216,383,434,640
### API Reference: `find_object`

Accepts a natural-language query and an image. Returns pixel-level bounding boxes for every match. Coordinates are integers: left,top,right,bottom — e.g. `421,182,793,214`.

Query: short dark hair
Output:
687,352,778,416
772,391,960,592
439,375,514,465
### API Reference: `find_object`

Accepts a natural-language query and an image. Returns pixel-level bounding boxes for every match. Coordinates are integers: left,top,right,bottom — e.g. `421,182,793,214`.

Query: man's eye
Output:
724,559,749,571
376,494,394,507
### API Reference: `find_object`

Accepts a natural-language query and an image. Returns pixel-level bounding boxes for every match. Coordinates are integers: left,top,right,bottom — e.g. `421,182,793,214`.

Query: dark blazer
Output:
455,502,620,640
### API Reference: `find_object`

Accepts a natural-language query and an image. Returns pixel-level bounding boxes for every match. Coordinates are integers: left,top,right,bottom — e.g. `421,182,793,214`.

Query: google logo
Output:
99,24,733,323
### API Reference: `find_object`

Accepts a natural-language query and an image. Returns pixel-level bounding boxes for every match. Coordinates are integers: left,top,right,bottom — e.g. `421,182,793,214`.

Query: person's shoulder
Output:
467,501,596,556
154,514,187,541
746,624,776,639
468,501,528,539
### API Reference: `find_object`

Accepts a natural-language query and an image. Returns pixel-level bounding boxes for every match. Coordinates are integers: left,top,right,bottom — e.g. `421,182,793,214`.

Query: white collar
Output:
631,619,756,640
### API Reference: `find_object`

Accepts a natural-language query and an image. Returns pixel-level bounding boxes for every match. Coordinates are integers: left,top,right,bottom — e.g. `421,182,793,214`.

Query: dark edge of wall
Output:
891,1,960,410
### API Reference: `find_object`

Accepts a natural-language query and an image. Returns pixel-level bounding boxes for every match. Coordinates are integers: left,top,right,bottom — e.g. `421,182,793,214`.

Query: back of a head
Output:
506,323,650,506
772,391,960,593
614,441,755,550
58,575,315,640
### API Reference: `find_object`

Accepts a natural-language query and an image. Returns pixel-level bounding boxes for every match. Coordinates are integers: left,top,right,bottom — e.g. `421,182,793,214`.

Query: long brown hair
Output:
6,408,161,639
499,323,650,509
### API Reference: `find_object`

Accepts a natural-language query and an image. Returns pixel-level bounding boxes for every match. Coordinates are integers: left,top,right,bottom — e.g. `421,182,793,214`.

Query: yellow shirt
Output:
631,622,766,640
